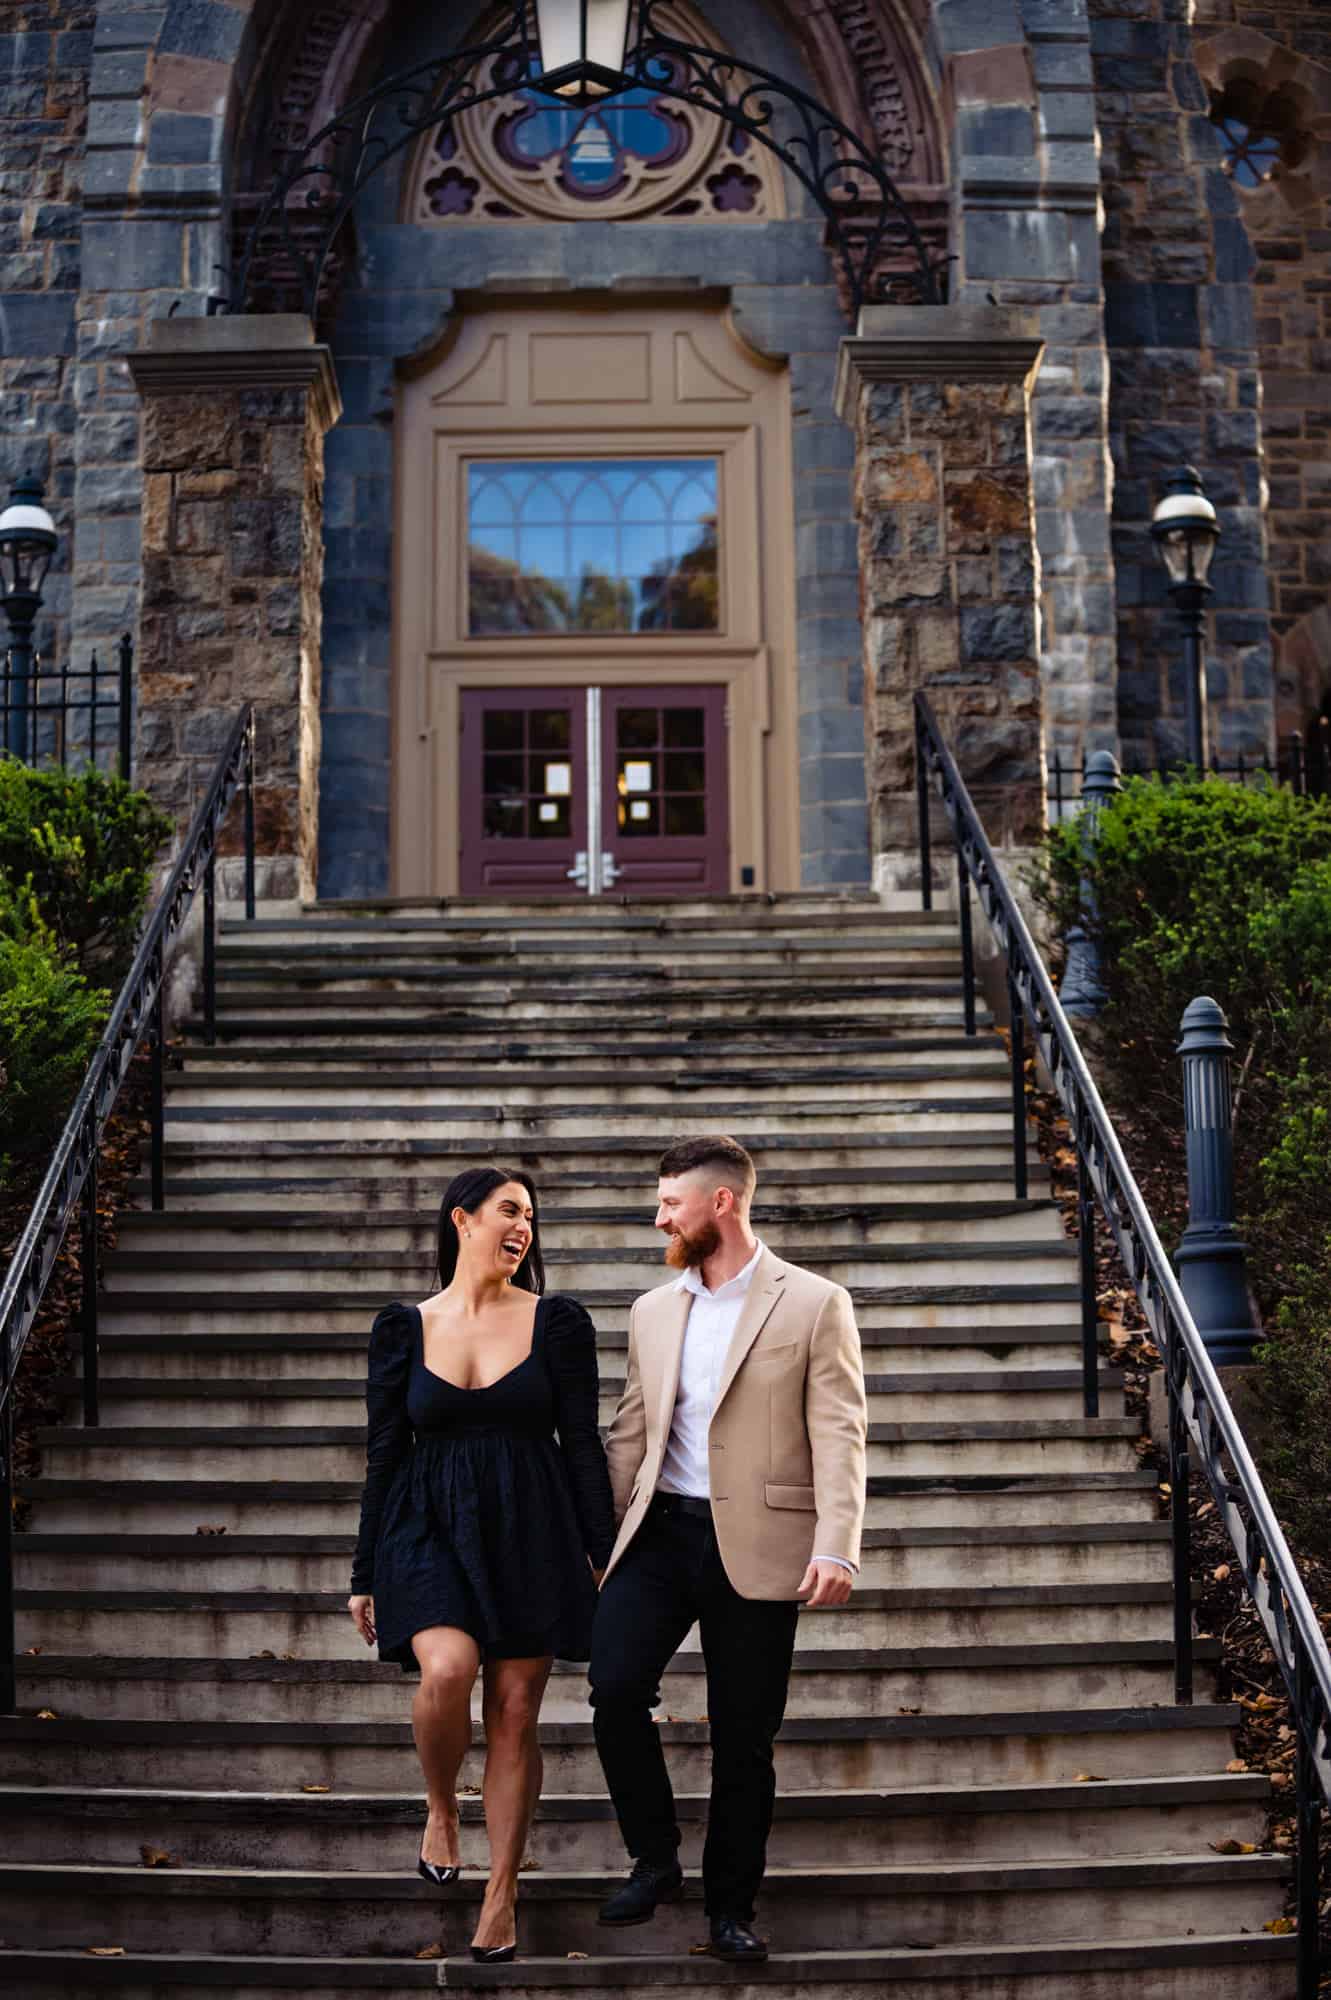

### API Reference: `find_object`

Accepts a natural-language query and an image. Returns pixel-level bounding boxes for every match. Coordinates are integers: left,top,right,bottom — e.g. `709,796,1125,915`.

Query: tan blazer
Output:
602,1247,867,1600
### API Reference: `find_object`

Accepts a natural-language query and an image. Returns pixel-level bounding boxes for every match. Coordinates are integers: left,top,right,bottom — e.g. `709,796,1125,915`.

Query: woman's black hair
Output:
435,1166,545,1295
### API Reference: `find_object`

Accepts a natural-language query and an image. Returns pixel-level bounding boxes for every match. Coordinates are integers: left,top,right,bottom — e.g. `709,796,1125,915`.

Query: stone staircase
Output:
0,894,1295,1994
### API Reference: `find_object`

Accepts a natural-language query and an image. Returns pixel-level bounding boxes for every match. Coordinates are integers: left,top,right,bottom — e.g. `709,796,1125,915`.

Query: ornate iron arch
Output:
231,0,944,321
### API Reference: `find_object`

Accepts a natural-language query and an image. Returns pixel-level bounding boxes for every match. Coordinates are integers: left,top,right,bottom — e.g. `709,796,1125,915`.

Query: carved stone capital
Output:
835,305,1044,418
128,315,343,433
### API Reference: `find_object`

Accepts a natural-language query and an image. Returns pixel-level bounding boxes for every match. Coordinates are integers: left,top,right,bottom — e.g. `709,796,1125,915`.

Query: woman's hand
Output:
590,1563,606,1588
348,1594,377,1645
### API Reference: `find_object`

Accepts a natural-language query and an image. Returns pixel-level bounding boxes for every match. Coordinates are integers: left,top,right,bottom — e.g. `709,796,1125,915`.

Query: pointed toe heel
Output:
470,1944,517,1963
417,1838,461,1887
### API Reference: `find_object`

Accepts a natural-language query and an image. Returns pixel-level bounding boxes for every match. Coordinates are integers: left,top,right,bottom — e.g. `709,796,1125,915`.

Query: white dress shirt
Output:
657,1239,856,1573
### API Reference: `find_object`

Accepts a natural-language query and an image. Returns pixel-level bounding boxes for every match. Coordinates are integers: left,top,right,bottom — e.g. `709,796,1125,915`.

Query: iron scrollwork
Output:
232,0,942,323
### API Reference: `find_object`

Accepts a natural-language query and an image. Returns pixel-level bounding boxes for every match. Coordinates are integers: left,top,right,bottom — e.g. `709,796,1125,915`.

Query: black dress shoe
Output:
598,1855,685,1926
709,1916,768,1961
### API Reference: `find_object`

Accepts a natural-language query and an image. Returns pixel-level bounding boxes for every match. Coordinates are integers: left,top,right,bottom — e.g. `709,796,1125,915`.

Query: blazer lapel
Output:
648,1284,692,1456
713,1251,787,1411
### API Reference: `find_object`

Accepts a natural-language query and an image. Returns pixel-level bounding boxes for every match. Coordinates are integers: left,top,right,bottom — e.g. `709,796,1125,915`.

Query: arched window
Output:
405,2,784,224
1209,77,1311,189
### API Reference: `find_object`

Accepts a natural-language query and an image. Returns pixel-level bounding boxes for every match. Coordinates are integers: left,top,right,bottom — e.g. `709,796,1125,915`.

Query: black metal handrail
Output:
914,690,1331,1992
0,706,256,1714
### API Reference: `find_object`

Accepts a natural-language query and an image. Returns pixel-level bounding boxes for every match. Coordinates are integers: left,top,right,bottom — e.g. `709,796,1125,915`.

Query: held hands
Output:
347,1594,377,1646
797,1559,854,1609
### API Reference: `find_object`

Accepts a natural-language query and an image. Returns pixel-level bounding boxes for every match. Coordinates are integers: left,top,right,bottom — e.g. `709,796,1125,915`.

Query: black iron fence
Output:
1,634,133,780
0,706,256,1715
914,691,1331,1995
1047,716,1331,822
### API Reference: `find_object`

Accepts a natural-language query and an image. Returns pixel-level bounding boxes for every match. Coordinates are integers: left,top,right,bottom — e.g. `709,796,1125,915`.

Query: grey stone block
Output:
801,844,871,888
147,111,218,165
82,150,141,200
160,0,248,64
966,209,1072,282
75,462,143,516
1032,43,1093,87
0,291,74,356
934,0,1024,55
322,710,392,765
86,98,146,149
0,31,51,74
959,105,1036,156
83,219,184,291
796,706,867,759
797,517,858,578
792,423,854,475
1038,91,1096,140
90,49,151,97
960,603,1035,662
93,12,167,52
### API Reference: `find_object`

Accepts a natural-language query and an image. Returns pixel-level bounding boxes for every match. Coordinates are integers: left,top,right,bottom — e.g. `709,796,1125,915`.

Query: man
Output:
589,1134,867,1963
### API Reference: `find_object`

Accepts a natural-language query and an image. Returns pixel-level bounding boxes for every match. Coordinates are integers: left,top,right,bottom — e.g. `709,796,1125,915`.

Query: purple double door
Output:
460,684,729,898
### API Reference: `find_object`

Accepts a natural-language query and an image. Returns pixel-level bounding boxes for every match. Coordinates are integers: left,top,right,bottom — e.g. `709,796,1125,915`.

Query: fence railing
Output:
2,634,133,780
0,706,256,1715
1047,717,1331,822
914,690,1331,1995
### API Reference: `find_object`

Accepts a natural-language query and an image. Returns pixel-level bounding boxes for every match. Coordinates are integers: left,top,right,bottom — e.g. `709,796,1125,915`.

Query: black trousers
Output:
588,1499,800,1921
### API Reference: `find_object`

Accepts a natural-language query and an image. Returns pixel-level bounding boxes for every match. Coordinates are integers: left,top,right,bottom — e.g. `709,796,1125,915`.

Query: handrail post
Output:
1176,997,1260,1365
1060,750,1121,1020
915,705,932,913
243,712,256,923
956,839,976,1036
1295,1649,1323,1998
150,981,165,1212
204,847,217,1047
1169,1365,1193,1704
118,632,133,782
1077,1144,1099,1417
80,1134,99,1427
1007,964,1028,1200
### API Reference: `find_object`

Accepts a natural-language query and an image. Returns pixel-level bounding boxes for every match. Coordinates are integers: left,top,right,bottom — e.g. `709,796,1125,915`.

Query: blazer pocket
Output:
765,1482,816,1510
746,1341,799,1366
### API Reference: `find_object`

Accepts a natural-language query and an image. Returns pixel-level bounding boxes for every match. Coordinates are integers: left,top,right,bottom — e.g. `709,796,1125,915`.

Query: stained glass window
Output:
467,458,719,636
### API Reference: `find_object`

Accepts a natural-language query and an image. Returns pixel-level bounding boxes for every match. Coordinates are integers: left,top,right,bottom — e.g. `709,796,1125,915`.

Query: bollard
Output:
1175,996,1261,1364
1059,750,1122,1019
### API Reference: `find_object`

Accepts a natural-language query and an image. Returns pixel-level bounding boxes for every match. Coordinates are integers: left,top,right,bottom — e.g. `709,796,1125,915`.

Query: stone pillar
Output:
127,316,342,905
835,305,1047,882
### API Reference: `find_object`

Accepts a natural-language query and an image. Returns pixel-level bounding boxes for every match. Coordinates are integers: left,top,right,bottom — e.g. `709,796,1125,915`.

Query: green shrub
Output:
0,887,108,1167
0,759,171,979
1254,1251,1331,1561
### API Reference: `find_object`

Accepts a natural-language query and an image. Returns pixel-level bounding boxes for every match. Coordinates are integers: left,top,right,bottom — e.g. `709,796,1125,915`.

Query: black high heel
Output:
470,1944,516,1963
417,1838,460,1887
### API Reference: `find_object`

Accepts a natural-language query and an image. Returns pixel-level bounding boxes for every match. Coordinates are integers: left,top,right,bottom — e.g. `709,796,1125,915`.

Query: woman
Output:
347,1165,614,1962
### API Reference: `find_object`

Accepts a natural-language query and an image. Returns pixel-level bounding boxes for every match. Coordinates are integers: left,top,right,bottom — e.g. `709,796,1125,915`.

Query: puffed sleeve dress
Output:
350,1294,616,1671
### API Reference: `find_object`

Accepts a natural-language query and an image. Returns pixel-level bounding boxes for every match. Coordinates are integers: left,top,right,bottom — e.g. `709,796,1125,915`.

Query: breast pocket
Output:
744,1341,799,1370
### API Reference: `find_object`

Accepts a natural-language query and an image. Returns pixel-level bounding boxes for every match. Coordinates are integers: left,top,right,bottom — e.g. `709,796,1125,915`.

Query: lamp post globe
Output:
0,472,58,762
1151,465,1219,772
533,0,634,99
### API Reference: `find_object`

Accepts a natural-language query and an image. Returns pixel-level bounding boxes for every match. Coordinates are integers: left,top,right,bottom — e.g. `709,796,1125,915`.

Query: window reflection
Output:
468,458,719,635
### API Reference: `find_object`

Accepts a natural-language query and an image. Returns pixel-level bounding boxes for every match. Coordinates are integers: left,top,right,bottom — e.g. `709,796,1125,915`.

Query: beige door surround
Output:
391,296,799,897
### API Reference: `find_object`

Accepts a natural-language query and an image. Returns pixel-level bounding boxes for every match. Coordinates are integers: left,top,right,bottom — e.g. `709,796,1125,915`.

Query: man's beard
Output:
664,1217,722,1270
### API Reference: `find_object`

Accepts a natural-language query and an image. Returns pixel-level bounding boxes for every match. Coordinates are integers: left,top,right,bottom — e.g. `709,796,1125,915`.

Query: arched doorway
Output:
390,296,799,897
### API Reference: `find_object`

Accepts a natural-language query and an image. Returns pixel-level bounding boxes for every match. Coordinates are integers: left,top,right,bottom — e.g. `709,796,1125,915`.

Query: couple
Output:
347,1134,867,1963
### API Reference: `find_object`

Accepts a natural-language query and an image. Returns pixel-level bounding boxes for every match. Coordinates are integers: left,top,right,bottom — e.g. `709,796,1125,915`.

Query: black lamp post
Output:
0,473,58,762
1150,465,1220,772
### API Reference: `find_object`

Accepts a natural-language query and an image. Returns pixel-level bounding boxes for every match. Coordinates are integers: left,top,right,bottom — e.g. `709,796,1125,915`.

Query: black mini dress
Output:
350,1294,616,1671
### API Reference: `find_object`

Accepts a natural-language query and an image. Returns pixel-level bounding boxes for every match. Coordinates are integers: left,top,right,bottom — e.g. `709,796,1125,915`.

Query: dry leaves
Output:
566,1951,589,1960
300,1784,330,1794
1073,1772,1105,1784
414,1943,444,1960
139,1845,178,1869
22,1645,42,1656
1264,1916,1296,1935
195,1524,227,1536
35,1709,57,1720
83,1946,125,1957
1209,1838,1258,1855
1213,1564,1231,1582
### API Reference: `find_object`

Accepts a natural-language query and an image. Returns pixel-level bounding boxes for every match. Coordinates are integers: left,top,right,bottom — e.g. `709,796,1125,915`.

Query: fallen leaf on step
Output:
1242,1692,1281,1713
1209,1838,1257,1855
139,1846,178,1869
249,1650,276,1660
567,1952,589,1960
458,1783,481,1796
1197,1501,1215,1518
195,1525,227,1536
1226,1758,1249,1772
300,1784,331,1794
1264,1918,1296,1935
519,1854,540,1871
35,1709,57,1720
1073,1773,1105,1784
688,1944,711,1955
84,1947,126,1957
1270,1772,1291,1789
23,1645,42,1656
902,1940,938,1950
1212,1564,1231,1581
280,1652,298,1662
897,1705,922,1716
415,1943,444,1960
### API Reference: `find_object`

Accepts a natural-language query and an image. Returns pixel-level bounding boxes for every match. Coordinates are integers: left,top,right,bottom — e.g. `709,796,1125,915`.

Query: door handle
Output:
567,850,590,888
601,850,621,888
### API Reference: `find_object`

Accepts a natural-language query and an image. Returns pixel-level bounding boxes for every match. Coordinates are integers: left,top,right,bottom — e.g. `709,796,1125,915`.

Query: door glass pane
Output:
531,797,570,838
663,706,704,748
483,754,525,796
529,707,571,751
664,750,705,793
483,710,524,751
619,795,659,836
467,458,719,635
484,796,528,838
664,794,706,836
617,708,658,750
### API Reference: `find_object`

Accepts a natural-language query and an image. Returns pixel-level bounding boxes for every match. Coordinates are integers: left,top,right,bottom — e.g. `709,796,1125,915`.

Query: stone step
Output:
13,1580,1181,1660
0,1771,1266,1871
172,1034,1003,1071
14,1521,1166,1594
17,1471,1161,1537
212,942,966,978
109,1202,1069,1254
0,1701,1236,1792
50,1370,1125,1427
32,1417,1139,1483
220,904,940,936
0,1934,1297,2000
157,1100,1016,1144
193,982,980,1023
0,1853,1288,1958
80,1324,1104,1380
14,1641,1221,1721
100,1241,1079,1295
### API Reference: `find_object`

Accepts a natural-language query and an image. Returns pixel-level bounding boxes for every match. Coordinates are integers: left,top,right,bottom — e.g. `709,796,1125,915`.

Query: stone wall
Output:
0,1,94,673
1192,2,1331,741
1092,0,1273,765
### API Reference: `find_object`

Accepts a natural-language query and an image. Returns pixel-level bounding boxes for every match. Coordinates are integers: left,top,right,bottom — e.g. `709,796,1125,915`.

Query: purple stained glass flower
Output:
425,167,479,217
705,162,759,214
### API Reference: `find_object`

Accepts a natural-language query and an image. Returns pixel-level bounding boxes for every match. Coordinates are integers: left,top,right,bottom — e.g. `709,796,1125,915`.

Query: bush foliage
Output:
0,759,169,1182
1035,774,1331,1554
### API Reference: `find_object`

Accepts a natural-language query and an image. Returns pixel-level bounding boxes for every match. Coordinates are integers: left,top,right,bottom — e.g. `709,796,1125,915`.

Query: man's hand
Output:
796,1559,854,1608
347,1594,377,1645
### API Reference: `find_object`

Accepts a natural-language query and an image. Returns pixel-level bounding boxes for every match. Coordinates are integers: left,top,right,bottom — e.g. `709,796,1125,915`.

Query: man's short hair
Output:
658,1135,757,1206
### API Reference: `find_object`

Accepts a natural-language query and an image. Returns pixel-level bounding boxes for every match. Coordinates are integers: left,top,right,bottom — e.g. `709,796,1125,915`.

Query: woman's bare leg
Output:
471,1654,553,1952
411,1626,481,1869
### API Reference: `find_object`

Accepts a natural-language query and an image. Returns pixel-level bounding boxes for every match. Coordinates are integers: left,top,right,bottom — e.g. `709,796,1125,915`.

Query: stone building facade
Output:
1,0,1326,902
